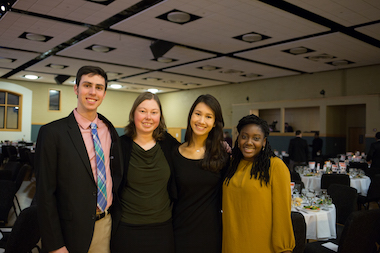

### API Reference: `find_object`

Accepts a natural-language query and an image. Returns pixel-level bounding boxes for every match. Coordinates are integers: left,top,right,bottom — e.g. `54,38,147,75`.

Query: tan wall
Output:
1,79,139,128
1,64,379,133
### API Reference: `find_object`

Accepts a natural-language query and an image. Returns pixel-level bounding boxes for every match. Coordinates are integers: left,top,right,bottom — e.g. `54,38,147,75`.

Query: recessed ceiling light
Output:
332,60,349,66
202,65,217,71
308,54,335,61
221,69,243,74
289,47,308,55
26,33,46,41
49,64,65,69
167,12,190,23
244,73,261,78
106,72,121,77
183,83,201,86
1,5,5,12
148,88,159,93
0,57,14,63
92,45,110,52
157,57,173,63
144,77,161,82
109,84,122,89
24,74,39,80
242,33,262,42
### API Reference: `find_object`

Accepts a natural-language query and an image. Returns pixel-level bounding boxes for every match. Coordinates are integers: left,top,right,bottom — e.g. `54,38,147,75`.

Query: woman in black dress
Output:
172,94,229,253
111,92,179,253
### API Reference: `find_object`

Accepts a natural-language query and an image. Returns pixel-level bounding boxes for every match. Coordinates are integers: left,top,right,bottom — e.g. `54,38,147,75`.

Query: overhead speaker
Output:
54,75,70,84
150,40,175,59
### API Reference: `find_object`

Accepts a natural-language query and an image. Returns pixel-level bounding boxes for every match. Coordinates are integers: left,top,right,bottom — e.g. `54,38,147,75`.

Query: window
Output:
0,90,22,131
49,89,61,111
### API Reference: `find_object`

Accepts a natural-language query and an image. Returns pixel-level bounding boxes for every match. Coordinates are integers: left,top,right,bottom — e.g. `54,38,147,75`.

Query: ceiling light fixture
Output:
25,33,46,41
49,64,66,69
24,74,39,80
0,57,14,63
106,72,121,77
92,45,110,52
167,11,190,23
110,84,122,89
183,83,201,86
332,60,349,66
289,47,308,55
221,69,243,74
144,77,160,82
242,33,262,42
157,57,173,63
201,65,217,71
244,73,261,78
148,88,159,93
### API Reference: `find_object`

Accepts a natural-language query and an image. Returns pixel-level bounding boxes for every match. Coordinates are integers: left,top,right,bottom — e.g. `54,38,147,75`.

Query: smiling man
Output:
35,66,122,253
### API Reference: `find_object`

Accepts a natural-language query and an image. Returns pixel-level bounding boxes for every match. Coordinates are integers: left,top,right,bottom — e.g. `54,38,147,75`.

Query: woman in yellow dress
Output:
222,114,295,253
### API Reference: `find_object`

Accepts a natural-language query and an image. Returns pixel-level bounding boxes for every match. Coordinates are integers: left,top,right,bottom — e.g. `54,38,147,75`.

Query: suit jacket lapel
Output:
67,112,95,183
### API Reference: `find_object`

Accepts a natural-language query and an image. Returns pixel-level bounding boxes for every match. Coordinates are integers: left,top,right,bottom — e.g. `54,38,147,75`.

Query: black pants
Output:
111,218,175,253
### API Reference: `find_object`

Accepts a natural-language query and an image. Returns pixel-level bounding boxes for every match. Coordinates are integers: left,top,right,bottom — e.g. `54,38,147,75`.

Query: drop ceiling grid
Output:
122,71,226,89
115,0,328,54
112,80,180,93
165,56,299,82
8,70,58,84
0,49,40,69
284,0,380,26
234,36,343,73
57,31,213,69
237,32,380,72
328,33,380,64
26,56,148,77
13,0,141,25
0,68,12,77
0,12,87,52
355,23,380,41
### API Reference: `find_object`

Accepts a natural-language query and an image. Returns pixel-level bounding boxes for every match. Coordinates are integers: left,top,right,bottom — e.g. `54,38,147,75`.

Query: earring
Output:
262,146,265,151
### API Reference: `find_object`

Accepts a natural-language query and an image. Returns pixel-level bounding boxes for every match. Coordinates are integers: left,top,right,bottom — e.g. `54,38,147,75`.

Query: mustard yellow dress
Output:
222,157,295,253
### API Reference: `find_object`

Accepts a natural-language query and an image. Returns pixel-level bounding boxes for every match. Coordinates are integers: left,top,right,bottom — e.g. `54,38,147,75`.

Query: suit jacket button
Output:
93,191,97,196
92,214,96,220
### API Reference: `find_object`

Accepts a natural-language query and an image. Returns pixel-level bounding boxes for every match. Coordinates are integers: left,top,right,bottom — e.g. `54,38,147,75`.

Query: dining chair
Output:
320,174,350,190
291,171,302,182
327,184,358,225
3,205,41,253
304,209,380,253
291,211,306,253
0,180,16,225
357,174,380,210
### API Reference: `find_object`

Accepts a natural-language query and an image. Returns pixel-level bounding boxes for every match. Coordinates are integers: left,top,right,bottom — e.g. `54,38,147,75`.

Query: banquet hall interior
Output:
1,0,380,252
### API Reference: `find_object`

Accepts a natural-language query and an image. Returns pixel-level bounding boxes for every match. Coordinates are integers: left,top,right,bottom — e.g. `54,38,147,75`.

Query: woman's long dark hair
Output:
225,114,275,186
124,92,166,141
184,94,228,172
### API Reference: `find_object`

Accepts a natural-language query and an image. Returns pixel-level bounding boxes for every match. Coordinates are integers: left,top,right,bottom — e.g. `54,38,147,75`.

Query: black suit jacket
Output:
35,112,122,253
367,140,380,168
288,137,309,163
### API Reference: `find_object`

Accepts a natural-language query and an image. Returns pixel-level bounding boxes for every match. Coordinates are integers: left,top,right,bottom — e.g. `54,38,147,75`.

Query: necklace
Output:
196,147,205,153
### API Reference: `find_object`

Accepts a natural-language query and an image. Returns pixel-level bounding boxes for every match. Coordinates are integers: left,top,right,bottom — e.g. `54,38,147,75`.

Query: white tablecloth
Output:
300,175,371,196
293,205,336,240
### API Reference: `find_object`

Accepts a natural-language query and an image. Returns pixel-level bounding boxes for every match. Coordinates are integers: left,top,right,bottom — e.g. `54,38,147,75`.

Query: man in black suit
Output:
288,130,309,172
35,66,122,253
310,132,323,160
367,132,380,169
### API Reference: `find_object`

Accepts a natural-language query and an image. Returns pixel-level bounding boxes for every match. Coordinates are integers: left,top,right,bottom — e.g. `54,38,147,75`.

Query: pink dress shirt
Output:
74,109,113,211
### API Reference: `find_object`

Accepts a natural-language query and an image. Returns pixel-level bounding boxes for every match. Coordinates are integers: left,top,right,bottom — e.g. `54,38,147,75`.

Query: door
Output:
348,127,366,153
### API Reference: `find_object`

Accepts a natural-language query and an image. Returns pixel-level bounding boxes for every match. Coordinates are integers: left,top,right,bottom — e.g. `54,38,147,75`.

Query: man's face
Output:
74,73,106,115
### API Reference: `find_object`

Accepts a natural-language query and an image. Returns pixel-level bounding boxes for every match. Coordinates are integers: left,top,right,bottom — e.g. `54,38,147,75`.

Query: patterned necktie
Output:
90,123,107,212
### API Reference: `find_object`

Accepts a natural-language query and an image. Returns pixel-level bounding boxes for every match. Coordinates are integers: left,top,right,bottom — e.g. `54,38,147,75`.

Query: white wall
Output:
0,81,32,141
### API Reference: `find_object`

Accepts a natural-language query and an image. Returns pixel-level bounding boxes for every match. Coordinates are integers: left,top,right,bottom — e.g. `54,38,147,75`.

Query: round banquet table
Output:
292,204,336,240
300,174,371,196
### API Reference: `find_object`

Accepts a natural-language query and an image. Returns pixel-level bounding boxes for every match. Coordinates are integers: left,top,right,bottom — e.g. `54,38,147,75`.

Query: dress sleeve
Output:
271,157,295,253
